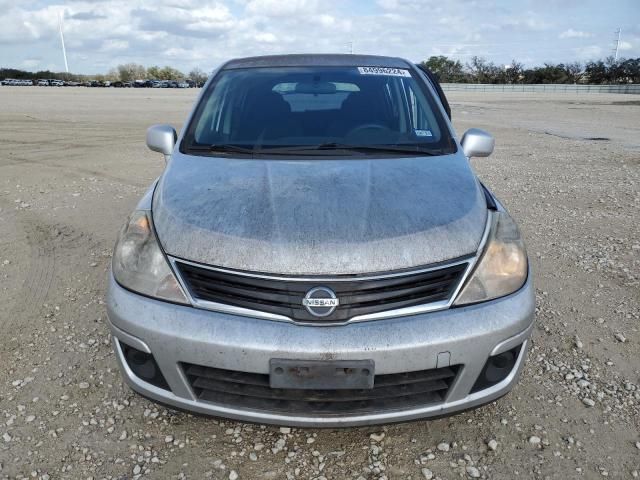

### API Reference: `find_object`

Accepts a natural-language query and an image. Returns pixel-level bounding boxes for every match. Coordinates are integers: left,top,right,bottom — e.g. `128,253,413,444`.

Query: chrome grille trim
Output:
169,212,492,325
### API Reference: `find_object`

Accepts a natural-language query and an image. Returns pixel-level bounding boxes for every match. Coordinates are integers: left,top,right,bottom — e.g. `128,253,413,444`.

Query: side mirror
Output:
461,128,494,158
146,124,177,162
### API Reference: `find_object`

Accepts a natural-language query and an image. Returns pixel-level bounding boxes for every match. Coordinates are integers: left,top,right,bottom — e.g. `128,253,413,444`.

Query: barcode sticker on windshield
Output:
415,129,433,137
357,67,411,77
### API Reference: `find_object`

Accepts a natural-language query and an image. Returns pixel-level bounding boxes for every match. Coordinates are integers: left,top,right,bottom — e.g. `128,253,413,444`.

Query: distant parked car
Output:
177,81,189,88
113,81,124,88
50,79,64,87
37,79,49,86
123,81,133,88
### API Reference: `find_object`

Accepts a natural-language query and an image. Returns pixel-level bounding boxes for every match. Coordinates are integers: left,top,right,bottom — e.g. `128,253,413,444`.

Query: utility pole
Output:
58,12,69,73
346,41,353,54
613,28,621,61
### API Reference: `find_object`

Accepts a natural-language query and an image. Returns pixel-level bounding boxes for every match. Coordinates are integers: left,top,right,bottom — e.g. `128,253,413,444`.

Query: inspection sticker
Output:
357,66,411,77
415,129,433,137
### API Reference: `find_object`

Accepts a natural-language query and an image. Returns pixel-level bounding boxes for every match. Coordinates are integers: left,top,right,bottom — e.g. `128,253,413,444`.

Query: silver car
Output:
106,54,534,427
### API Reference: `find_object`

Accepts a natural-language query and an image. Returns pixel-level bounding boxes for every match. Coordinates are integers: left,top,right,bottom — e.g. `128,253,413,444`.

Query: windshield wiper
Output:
187,144,257,154
189,143,444,156
206,144,256,154
264,143,442,156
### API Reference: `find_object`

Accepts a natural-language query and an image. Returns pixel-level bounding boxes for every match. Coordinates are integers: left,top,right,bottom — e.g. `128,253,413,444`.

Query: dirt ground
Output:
0,87,638,480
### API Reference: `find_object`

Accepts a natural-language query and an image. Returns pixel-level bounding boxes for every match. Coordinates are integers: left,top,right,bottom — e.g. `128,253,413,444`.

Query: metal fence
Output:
440,83,640,94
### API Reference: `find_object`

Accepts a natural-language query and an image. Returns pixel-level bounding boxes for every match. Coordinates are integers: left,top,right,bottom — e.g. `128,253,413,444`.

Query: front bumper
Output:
106,273,535,427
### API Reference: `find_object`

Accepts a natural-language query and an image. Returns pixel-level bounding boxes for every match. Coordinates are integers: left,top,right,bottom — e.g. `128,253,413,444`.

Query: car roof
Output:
221,54,412,70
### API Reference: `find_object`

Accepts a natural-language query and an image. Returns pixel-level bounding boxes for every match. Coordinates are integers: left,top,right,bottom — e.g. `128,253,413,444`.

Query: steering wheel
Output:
346,124,389,138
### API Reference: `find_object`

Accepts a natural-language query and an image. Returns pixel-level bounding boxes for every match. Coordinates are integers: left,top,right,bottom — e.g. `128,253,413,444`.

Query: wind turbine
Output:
58,12,69,72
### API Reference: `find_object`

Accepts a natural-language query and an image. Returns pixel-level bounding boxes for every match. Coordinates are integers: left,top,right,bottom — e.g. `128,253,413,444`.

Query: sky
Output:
1,0,639,75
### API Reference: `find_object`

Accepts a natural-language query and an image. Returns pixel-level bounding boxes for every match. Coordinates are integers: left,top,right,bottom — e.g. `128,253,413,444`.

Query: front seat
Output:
327,91,390,138
239,91,299,143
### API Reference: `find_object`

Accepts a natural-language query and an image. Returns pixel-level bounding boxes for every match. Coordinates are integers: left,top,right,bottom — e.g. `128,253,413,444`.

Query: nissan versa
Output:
106,54,534,427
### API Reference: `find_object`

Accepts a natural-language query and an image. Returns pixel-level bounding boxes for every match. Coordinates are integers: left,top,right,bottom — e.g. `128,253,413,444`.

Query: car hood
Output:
152,151,487,275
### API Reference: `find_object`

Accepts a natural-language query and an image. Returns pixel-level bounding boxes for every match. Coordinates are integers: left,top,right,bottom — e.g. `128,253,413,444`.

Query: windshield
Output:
182,66,456,156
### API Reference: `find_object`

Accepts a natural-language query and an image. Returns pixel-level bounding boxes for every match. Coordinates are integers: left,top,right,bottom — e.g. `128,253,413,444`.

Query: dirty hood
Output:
152,151,487,275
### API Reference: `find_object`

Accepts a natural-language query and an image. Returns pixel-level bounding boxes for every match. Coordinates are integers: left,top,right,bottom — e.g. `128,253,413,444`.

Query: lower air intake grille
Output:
183,363,459,415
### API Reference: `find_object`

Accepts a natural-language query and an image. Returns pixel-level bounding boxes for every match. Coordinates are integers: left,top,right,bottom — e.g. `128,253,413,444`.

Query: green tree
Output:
620,58,640,83
147,65,161,79
420,56,466,82
466,56,501,83
188,68,208,86
105,68,119,82
605,56,630,84
118,63,147,82
503,60,524,84
564,62,582,83
157,66,184,80
522,64,569,84
584,61,608,84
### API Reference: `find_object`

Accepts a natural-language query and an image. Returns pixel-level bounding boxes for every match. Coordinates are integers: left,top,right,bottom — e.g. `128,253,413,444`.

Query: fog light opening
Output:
471,345,521,393
120,341,170,391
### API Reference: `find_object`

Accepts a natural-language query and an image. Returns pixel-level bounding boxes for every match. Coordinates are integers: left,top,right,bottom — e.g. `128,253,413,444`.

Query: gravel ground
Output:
0,87,638,479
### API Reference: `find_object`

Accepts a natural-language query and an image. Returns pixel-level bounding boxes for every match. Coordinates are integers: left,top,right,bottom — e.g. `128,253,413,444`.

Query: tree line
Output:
0,63,209,85
3,57,640,85
421,56,640,84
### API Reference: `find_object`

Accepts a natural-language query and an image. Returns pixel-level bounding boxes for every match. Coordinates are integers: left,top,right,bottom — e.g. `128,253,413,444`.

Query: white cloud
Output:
254,32,277,43
163,47,206,61
315,14,335,27
574,45,603,60
376,0,436,11
559,28,592,39
0,0,634,74
619,40,633,51
244,0,319,17
134,3,235,37
21,58,41,69
0,4,59,44
101,39,129,51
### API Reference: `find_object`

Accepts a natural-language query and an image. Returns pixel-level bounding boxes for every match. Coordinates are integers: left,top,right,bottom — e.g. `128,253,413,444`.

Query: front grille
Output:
183,363,459,415
175,260,468,322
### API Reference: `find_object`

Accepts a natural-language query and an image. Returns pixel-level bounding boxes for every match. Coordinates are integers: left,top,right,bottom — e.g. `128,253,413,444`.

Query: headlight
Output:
112,211,188,304
454,211,528,305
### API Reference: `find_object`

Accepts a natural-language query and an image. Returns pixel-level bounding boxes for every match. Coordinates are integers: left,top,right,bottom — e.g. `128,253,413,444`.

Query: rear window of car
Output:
273,82,359,111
